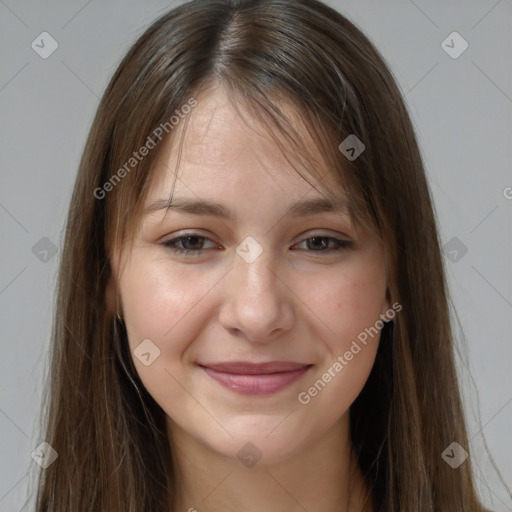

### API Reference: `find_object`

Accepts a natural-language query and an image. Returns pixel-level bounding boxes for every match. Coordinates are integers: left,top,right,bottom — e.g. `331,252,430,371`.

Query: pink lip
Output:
199,361,312,395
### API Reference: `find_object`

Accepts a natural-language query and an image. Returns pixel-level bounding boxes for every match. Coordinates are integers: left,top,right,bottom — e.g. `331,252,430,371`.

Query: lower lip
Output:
201,365,311,395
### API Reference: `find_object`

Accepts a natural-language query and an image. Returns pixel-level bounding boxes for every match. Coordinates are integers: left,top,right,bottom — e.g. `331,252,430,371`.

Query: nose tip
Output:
218,251,295,342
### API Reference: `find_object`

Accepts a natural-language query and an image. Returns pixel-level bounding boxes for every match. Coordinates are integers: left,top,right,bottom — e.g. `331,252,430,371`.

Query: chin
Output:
197,416,318,466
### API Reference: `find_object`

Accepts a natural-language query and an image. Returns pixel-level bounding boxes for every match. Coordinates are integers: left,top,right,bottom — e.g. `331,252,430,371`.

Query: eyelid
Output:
161,229,218,243
292,229,355,243
162,231,221,250
291,235,354,252
162,229,353,244
161,230,355,255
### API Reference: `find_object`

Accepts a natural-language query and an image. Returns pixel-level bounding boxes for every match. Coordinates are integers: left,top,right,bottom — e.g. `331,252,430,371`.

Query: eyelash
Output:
162,233,354,255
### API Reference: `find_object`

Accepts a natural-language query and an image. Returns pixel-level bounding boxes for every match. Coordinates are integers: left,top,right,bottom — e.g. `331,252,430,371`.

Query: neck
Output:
167,414,372,512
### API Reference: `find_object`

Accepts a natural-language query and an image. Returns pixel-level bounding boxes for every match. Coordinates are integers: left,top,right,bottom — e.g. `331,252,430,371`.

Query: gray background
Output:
1,1,511,510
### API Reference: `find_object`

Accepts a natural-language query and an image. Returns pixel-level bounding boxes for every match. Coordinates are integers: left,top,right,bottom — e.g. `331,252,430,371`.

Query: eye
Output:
292,235,353,252
162,233,219,255
162,232,354,257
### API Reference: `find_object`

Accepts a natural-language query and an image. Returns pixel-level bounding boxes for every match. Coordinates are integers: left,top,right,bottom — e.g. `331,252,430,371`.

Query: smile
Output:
198,361,313,395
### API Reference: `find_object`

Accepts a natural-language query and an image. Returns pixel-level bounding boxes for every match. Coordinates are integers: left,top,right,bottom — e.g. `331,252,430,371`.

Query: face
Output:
110,85,390,465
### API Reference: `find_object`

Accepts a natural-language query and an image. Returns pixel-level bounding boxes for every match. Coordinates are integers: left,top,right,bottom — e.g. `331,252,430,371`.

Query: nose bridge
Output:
232,243,278,301
219,239,294,341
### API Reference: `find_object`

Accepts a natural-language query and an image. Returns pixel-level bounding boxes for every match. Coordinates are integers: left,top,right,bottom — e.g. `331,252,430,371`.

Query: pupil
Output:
184,236,202,250
309,237,327,250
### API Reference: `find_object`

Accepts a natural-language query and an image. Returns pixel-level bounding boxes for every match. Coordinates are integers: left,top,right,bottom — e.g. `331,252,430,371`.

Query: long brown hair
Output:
33,0,488,510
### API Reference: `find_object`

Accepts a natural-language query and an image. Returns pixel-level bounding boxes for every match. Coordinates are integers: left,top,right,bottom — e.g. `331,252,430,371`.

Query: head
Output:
109,80,392,467
36,1,485,511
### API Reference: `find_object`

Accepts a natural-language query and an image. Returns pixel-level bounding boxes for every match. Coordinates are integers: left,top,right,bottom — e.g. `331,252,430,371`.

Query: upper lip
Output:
198,361,311,374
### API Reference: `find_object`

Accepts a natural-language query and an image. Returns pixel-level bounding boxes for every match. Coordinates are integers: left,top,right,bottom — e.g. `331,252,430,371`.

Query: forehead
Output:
145,85,345,206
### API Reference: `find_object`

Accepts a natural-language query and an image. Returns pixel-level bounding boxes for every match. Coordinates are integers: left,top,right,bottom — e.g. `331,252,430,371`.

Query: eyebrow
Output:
144,196,350,220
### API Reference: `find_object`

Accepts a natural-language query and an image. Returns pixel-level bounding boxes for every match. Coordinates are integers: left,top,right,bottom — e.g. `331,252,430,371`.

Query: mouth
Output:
197,361,313,395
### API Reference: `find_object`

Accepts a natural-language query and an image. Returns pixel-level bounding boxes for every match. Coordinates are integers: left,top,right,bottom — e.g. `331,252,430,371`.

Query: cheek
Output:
294,268,386,423
301,258,387,354
118,254,214,409
119,253,217,369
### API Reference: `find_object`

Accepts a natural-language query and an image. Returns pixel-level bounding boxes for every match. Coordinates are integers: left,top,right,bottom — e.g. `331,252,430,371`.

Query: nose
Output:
218,244,295,343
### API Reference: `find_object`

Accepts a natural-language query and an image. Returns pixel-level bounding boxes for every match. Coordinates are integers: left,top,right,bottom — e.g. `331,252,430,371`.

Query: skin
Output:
109,84,390,512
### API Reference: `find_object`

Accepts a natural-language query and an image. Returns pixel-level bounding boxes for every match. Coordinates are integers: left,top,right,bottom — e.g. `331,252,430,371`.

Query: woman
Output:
34,0,489,510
